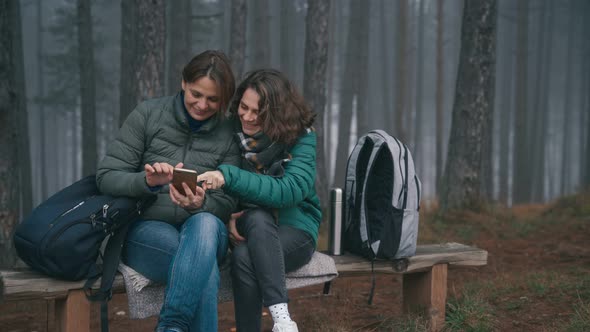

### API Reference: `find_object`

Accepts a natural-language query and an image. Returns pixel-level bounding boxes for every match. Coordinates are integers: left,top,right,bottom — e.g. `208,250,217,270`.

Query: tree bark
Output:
560,1,576,195
334,0,369,189
229,0,247,80
119,0,166,126
303,0,330,211
512,0,530,204
77,0,97,177
13,0,32,215
531,0,554,202
435,0,444,196
0,0,22,267
413,0,425,176
395,0,408,142
167,0,192,94
37,0,48,199
440,0,497,211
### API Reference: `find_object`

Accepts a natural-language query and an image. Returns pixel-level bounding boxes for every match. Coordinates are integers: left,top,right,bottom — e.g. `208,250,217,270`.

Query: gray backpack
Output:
343,130,421,261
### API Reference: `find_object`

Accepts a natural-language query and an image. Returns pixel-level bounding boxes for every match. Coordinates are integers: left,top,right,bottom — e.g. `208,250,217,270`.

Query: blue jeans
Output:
123,212,228,332
231,208,315,331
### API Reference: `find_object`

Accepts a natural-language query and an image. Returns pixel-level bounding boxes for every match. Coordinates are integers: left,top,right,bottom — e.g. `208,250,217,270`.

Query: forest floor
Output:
1,192,589,332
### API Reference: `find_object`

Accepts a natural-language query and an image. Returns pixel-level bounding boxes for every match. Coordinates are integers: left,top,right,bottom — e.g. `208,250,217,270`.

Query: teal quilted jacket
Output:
218,131,322,245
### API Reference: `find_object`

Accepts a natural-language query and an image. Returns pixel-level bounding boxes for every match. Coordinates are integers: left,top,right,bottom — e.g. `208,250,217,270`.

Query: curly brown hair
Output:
229,69,316,145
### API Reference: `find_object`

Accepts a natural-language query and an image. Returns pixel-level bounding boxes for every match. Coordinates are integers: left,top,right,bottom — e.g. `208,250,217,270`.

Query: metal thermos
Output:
329,188,343,255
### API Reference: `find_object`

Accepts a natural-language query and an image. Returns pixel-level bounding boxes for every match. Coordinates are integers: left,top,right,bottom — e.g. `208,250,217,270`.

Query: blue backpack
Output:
14,175,156,332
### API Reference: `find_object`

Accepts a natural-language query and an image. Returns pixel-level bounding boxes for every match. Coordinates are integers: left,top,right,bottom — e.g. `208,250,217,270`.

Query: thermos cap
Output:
330,188,342,202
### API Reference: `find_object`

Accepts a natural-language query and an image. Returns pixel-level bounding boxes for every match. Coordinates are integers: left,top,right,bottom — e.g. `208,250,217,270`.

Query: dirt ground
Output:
1,193,589,331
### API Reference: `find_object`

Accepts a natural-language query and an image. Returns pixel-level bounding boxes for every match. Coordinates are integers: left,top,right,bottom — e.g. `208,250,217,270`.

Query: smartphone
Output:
172,168,199,195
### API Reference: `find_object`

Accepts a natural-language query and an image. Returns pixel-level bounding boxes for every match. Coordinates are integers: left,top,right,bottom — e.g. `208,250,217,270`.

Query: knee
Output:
238,208,276,235
184,212,224,235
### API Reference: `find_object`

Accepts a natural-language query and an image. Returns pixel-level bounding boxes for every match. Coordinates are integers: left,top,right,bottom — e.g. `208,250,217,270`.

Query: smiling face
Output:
181,76,221,121
238,88,262,136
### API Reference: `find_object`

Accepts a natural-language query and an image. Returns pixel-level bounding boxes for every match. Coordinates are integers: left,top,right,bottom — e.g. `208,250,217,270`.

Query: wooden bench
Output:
0,242,487,332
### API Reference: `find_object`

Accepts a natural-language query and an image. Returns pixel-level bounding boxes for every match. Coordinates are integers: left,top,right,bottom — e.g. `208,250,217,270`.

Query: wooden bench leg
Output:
55,289,91,332
402,263,448,332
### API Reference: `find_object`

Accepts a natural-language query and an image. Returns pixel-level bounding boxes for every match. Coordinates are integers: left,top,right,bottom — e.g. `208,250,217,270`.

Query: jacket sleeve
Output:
190,139,241,221
96,102,155,197
218,132,316,208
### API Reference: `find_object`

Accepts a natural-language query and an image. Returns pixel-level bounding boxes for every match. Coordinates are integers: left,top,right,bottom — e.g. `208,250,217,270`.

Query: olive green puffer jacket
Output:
218,131,322,245
96,92,240,224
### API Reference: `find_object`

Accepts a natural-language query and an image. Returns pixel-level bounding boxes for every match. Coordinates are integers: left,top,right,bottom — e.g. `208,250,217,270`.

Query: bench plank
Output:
332,242,487,275
0,242,487,303
0,269,126,302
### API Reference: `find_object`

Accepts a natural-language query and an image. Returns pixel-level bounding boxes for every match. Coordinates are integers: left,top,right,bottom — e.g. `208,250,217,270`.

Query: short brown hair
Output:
182,50,235,112
229,69,315,145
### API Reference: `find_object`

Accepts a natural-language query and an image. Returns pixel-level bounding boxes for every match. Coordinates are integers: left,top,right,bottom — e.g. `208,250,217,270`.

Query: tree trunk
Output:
585,64,590,190
77,0,97,177
37,0,48,199
512,0,530,204
167,0,192,94
380,1,395,136
0,0,22,267
560,1,576,195
413,0,425,174
229,0,247,80
435,0,444,196
334,0,368,189
119,0,165,126
531,0,554,202
440,0,497,212
303,0,330,211
354,1,370,136
251,0,271,69
13,0,32,215
395,0,408,142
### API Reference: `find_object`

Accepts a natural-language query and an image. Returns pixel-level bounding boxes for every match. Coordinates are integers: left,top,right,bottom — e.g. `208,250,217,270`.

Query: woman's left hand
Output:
228,211,246,246
169,180,206,210
197,170,225,189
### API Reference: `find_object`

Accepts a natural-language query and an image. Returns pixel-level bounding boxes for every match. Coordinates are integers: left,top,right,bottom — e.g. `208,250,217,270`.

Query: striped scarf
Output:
235,131,291,176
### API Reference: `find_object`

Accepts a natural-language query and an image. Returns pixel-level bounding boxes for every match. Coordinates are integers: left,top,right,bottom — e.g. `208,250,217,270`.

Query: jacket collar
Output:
173,91,220,134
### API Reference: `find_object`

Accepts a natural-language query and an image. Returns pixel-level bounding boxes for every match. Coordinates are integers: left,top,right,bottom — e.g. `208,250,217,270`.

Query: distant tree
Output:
435,0,444,194
77,0,97,177
14,0,32,215
0,0,24,267
37,0,48,200
120,0,166,126
251,0,271,69
440,0,497,211
394,0,409,142
229,0,246,80
303,0,330,209
531,0,554,202
334,0,369,188
512,0,530,204
413,0,425,163
167,0,192,95
560,1,576,195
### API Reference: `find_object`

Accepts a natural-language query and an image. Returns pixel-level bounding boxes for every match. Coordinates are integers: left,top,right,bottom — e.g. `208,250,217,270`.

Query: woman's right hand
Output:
145,162,182,187
228,211,246,246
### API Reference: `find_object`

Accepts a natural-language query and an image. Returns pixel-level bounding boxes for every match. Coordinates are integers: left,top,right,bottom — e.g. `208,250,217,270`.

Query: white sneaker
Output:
272,321,299,332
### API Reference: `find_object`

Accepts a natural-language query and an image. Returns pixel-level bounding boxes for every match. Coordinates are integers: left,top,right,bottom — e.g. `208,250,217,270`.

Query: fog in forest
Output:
7,0,590,209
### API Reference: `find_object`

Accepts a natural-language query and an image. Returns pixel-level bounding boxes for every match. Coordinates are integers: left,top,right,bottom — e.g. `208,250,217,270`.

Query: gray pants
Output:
231,208,315,332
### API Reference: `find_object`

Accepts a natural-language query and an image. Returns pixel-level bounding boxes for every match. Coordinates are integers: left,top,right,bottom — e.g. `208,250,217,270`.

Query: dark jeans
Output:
231,208,315,332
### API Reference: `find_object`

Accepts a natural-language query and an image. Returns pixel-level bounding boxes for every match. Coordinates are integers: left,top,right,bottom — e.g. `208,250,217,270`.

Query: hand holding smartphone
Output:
172,168,199,195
